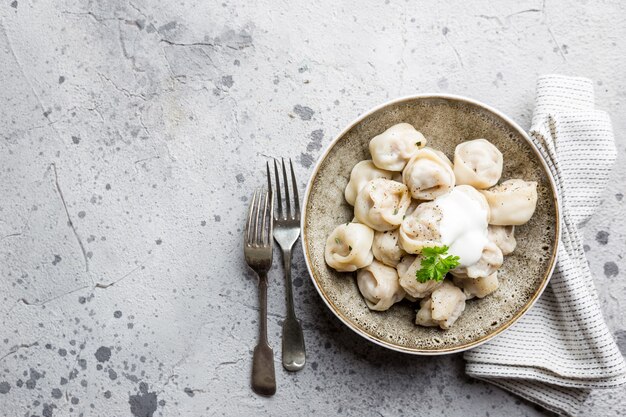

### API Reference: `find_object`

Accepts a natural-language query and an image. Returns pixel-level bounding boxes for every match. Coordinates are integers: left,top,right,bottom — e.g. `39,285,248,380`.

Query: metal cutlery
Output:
244,187,276,396
267,159,306,372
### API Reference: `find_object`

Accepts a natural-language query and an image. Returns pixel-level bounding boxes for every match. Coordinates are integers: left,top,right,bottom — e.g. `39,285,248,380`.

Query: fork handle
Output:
281,249,306,371
252,273,276,396
282,250,296,318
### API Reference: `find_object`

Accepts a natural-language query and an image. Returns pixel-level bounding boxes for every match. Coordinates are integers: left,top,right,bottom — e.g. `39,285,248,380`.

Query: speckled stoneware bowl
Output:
301,94,560,355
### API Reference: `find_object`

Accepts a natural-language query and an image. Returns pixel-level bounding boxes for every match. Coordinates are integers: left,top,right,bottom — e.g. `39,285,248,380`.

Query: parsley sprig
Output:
416,245,460,283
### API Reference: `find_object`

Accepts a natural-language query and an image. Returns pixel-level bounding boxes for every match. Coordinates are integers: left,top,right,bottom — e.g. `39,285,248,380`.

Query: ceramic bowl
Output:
301,94,560,355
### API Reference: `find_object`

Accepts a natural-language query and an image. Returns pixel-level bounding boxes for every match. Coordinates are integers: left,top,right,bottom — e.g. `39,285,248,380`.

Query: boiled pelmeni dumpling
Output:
357,260,406,311
405,199,420,217
414,297,438,327
415,281,466,329
396,255,443,298
403,148,455,200
354,178,411,231
480,179,538,226
344,160,394,206
450,240,503,279
430,281,466,329
453,272,499,299
432,149,453,168
372,229,406,267
488,225,516,255
454,185,490,223
324,223,374,272
369,123,426,171
399,201,443,254
454,139,503,189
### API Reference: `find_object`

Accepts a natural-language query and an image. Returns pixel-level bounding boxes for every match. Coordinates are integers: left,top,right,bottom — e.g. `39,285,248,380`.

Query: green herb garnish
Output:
415,245,460,283
335,238,341,244
393,207,398,215
416,141,422,146
348,245,353,252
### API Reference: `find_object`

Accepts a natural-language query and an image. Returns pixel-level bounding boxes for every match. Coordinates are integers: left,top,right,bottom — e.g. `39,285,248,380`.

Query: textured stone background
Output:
1,0,625,416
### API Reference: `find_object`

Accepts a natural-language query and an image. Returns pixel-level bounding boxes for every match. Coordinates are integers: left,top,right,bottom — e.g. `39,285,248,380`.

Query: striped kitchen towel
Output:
464,74,626,416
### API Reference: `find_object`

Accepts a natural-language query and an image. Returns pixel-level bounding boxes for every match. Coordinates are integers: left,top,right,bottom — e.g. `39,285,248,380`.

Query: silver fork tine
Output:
289,159,300,217
267,188,274,242
265,163,273,243
266,162,273,199
253,187,261,246
273,159,283,220
281,158,291,220
246,189,258,244
263,188,274,246
261,188,268,245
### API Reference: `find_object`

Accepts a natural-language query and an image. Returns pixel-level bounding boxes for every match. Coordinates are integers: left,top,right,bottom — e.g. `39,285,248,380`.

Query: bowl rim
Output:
300,93,561,355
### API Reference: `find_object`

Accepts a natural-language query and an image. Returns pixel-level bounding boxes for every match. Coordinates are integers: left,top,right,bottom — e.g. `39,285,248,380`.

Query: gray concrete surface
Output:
1,0,625,416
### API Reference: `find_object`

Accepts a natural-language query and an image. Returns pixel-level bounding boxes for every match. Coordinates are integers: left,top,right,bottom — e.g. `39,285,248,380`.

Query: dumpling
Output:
488,225,516,255
415,281,466,329
357,260,406,311
453,139,503,189
405,199,420,216
344,160,394,206
354,178,411,231
450,240,503,279
454,185,490,223
324,223,374,272
431,149,453,168
430,281,466,329
402,148,455,200
396,255,443,298
369,123,427,171
480,179,538,226
453,272,499,299
399,201,443,253
372,229,406,267
415,298,438,327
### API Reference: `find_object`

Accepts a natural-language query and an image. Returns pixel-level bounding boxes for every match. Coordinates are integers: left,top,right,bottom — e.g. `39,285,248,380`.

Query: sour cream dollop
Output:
435,187,488,267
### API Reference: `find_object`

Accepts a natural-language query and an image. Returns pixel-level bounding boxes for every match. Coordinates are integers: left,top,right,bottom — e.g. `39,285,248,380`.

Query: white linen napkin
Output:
464,74,626,416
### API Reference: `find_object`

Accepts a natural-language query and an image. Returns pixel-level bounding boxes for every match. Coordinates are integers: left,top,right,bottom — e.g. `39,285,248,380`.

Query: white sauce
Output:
435,188,488,267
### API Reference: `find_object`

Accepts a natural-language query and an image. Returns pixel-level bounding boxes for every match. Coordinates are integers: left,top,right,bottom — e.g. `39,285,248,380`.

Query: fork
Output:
267,159,306,372
244,187,276,396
